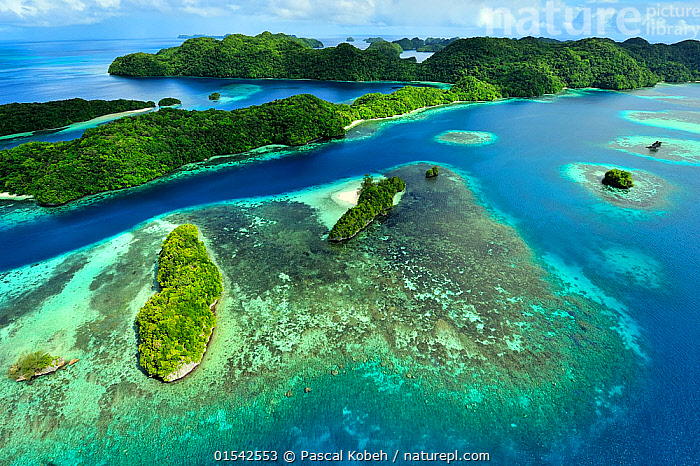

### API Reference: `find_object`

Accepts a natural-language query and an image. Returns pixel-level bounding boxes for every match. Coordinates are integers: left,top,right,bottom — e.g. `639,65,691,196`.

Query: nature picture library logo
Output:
480,1,700,39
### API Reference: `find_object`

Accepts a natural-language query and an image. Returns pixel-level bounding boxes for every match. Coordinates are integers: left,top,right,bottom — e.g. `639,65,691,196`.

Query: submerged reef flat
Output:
435,130,497,146
589,246,663,290
0,164,642,464
344,102,479,142
621,110,700,134
563,163,674,211
630,89,700,109
609,136,700,165
204,83,262,106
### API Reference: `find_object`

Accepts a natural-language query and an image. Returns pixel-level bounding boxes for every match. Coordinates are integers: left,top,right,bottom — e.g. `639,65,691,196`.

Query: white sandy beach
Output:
343,99,474,130
0,106,156,140
288,177,370,230
334,187,360,205
0,192,33,200
73,106,154,127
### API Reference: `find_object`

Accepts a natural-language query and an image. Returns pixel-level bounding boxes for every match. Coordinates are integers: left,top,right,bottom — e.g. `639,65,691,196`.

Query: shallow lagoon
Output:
0,39,699,464
0,164,642,464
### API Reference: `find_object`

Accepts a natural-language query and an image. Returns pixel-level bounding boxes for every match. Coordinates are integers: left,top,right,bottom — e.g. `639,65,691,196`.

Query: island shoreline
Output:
344,99,486,130
20,99,480,207
0,106,155,141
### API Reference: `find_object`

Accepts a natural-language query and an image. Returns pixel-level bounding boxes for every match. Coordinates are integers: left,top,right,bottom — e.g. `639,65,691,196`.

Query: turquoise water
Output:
0,39,699,465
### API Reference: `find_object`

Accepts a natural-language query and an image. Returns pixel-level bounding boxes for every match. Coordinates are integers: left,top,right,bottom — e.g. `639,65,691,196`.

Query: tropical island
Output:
426,166,439,178
0,98,155,137
328,175,406,241
3,33,699,206
603,168,634,189
8,351,65,382
416,38,459,52
208,92,220,101
391,37,459,52
108,32,700,95
565,163,669,210
392,37,424,50
158,97,181,107
0,78,499,205
135,224,222,382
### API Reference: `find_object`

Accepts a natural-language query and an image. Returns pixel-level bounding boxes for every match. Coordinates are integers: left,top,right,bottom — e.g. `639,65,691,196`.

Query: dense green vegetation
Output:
450,76,502,101
0,81,503,205
8,34,689,207
208,92,221,101
346,37,355,42
294,36,323,48
158,97,181,107
603,169,634,189
343,77,500,122
109,33,700,97
364,37,385,43
393,37,424,50
135,224,222,381
426,166,439,178
620,38,700,82
0,98,155,137
416,37,459,52
8,351,56,381
421,37,659,96
0,94,348,205
109,31,417,81
329,175,406,241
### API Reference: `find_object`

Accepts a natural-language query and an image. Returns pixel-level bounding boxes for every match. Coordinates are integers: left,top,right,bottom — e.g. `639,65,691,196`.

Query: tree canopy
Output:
603,169,634,189
0,82,501,205
135,224,222,381
158,97,181,107
106,33,699,95
329,176,406,241
0,98,155,137
0,93,348,205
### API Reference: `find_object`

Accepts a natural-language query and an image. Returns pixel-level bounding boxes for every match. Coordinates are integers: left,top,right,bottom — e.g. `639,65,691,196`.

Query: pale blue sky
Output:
1,0,699,42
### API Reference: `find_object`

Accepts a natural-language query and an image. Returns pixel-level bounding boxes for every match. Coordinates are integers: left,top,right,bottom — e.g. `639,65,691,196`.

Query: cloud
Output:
0,0,543,28
0,0,120,25
1,0,699,41
0,0,237,26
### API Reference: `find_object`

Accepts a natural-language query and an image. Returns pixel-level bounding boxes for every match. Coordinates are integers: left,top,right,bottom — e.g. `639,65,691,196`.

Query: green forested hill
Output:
0,94,348,205
0,79,501,206
109,32,417,81
620,37,700,82
0,98,155,137
329,175,407,241
135,224,222,381
421,37,659,96
109,33,700,96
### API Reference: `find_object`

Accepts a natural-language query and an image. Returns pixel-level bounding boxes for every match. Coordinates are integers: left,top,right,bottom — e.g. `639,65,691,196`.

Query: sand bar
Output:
334,188,360,205
0,192,33,200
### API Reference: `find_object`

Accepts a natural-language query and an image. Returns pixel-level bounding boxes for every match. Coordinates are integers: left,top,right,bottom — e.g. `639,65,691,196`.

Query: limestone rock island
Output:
328,175,406,241
603,168,634,189
8,352,66,382
158,97,181,107
135,224,223,382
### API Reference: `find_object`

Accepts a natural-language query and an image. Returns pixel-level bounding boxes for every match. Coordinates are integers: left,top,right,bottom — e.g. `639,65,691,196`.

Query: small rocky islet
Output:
564,163,673,211
602,168,634,189
609,136,700,165
7,351,79,382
